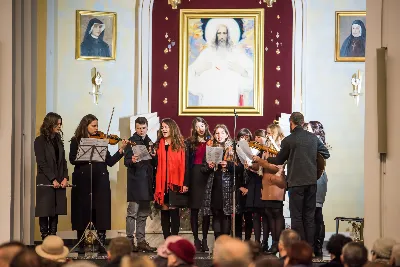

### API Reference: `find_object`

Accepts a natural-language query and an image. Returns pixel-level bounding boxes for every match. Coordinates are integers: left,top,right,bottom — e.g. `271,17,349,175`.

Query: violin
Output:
248,141,278,155
90,131,135,146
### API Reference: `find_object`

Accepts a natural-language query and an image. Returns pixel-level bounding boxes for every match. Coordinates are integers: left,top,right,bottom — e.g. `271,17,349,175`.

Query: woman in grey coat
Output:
34,112,69,240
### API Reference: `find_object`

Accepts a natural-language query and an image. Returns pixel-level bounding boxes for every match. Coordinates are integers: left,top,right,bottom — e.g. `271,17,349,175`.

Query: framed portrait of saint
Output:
75,10,117,61
335,11,366,62
178,9,264,116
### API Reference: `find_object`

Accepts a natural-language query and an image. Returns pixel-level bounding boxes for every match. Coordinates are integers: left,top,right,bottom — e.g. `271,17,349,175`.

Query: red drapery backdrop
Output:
151,0,292,136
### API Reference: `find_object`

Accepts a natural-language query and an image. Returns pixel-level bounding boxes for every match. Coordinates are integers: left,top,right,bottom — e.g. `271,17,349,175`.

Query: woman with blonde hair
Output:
154,118,189,239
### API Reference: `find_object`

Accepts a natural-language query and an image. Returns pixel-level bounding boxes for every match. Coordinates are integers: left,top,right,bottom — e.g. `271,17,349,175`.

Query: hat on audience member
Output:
372,238,396,259
167,239,196,265
35,235,69,261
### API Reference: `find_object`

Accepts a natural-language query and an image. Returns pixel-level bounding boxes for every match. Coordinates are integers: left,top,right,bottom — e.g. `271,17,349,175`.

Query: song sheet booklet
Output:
236,140,260,166
76,138,108,162
206,145,224,163
131,145,152,162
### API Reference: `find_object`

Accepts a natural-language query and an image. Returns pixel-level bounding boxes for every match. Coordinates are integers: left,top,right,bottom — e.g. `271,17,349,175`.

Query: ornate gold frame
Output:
75,10,117,61
335,11,366,62
178,9,264,116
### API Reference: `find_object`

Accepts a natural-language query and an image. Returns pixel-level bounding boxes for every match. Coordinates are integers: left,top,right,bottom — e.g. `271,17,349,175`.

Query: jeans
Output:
126,201,151,243
288,185,317,246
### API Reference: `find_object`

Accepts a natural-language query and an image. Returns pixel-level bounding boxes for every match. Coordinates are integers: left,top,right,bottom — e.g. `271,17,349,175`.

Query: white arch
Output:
136,0,306,115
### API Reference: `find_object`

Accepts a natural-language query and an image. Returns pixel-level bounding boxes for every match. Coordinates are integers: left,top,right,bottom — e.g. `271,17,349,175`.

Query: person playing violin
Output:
34,112,69,240
124,117,157,252
69,114,128,254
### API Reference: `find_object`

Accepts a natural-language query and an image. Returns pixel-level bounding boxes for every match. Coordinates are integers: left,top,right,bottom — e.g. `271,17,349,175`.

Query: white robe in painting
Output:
188,46,253,107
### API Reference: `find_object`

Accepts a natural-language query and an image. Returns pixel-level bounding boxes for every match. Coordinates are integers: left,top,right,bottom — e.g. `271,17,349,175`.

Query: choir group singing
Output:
34,112,328,256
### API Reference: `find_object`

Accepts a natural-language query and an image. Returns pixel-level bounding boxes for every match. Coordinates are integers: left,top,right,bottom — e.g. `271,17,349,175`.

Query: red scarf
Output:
154,138,186,205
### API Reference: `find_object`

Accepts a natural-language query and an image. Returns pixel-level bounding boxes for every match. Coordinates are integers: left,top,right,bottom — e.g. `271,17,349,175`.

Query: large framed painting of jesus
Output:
178,9,264,116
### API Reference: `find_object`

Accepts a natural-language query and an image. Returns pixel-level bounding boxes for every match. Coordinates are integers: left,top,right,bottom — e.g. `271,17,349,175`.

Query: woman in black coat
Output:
69,114,128,253
34,112,69,240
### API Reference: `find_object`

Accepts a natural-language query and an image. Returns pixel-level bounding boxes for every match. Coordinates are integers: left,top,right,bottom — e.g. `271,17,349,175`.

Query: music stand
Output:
232,109,238,238
69,138,108,256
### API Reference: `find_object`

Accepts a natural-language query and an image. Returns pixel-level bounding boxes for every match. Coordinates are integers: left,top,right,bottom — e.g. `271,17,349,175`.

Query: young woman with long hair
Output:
201,124,239,239
34,112,68,240
186,117,212,251
154,118,188,239
69,114,128,253
235,128,254,242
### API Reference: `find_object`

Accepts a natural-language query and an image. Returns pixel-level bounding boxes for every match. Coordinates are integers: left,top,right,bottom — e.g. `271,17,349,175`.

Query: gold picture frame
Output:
178,9,264,116
335,11,366,62
75,10,117,61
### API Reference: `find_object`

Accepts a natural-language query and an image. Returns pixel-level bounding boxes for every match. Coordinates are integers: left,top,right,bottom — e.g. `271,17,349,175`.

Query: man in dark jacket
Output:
266,112,330,247
124,117,156,252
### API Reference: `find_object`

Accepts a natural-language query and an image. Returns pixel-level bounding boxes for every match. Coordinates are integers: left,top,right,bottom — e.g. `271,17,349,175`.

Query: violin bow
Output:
106,107,115,137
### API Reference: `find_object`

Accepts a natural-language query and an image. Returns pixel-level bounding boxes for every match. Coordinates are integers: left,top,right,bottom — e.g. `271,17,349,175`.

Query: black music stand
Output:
232,109,238,238
69,138,108,256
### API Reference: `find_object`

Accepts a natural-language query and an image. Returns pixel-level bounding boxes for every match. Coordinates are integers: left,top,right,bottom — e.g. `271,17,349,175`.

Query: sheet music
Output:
76,138,108,162
236,140,260,165
236,146,252,165
131,145,152,161
206,146,224,163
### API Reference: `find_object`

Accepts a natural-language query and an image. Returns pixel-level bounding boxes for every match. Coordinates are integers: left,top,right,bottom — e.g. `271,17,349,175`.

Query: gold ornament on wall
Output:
264,0,277,8
276,49,280,54
276,66,281,71
350,70,363,106
90,67,103,105
164,48,168,54
164,64,169,70
163,98,168,104
168,0,181,9
274,99,280,105
163,81,168,87
276,82,280,88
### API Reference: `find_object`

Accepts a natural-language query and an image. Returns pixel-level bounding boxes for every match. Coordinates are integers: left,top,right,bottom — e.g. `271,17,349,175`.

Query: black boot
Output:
202,239,209,252
161,210,171,239
170,209,180,236
39,217,49,240
194,239,202,252
49,215,58,235
314,224,325,257
262,240,269,253
76,230,86,254
267,241,279,255
97,231,107,254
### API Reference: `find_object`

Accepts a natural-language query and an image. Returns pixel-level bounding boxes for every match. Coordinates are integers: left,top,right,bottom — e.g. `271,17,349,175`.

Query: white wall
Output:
303,0,366,232
0,0,13,244
43,0,136,237
364,0,400,251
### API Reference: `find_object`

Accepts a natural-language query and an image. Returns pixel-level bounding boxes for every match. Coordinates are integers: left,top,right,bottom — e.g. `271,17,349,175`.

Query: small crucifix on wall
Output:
90,67,103,105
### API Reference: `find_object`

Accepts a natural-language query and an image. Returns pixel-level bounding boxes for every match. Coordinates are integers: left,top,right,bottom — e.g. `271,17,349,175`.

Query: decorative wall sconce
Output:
350,70,363,106
264,0,277,8
90,68,102,105
168,0,181,9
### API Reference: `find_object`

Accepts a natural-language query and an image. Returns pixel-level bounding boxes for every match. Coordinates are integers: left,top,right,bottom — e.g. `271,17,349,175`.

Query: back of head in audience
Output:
246,240,262,261
0,241,26,266
157,235,183,259
213,238,252,267
279,230,301,257
121,255,155,267
167,239,196,267
371,238,396,263
255,256,281,267
107,237,133,261
341,242,368,267
286,241,313,267
9,249,41,267
326,234,353,260
390,244,400,266
63,260,98,267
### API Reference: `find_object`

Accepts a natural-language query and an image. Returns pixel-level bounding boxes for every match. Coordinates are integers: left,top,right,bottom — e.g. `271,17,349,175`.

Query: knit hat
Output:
167,239,196,265
35,235,69,261
372,238,396,259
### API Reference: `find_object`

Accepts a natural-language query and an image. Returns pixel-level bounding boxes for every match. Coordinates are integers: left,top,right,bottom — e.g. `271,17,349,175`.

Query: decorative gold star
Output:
163,81,168,87
275,99,280,105
163,98,168,104
276,32,280,38
168,38,171,42
164,48,168,54
165,17,168,20
164,64,168,70
276,82,281,88
277,15,280,19
276,66,281,71
276,49,280,54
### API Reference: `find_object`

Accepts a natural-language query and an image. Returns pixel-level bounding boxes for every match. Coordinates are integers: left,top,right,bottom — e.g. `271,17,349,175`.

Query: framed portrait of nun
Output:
75,10,117,61
335,11,366,62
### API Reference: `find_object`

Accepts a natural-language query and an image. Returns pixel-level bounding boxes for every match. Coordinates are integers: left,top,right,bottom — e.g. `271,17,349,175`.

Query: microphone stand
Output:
232,109,238,238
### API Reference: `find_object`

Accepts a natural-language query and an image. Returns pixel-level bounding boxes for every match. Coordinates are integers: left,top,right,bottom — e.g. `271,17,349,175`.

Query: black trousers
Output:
288,185,317,246
314,207,325,248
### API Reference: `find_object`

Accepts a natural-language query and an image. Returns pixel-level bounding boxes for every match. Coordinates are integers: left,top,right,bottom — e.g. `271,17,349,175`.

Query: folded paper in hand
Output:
236,140,260,165
206,146,224,163
132,145,152,161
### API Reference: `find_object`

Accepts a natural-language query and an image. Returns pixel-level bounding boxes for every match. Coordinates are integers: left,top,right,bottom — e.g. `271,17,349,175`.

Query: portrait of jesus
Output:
187,18,254,107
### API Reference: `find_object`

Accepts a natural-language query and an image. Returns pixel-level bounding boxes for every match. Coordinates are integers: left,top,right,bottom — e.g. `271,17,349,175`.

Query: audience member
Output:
213,237,252,267
153,236,183,267
341,242,368,267
390,244,400,267
35,235,69,263
285,241,313,267
121,255,155,267
64,261,98,267
104,237,133,267
0,241,26,267
9,249,41,267
278,230,301,262
255,256,282,267
321,234,352,267
371,238,396,265
246,240,263,262
167,239,196,267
